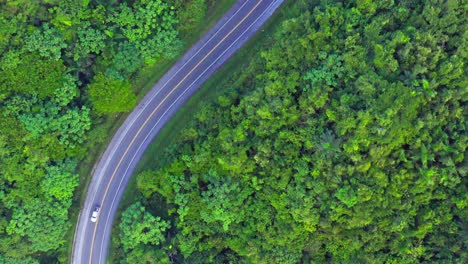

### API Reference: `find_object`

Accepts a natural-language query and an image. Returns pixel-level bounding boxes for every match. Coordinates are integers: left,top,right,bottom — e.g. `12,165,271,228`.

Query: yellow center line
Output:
88,1,265,263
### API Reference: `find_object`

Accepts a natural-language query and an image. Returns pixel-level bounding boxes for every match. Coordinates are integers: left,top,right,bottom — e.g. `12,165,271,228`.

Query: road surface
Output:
71,0,284,263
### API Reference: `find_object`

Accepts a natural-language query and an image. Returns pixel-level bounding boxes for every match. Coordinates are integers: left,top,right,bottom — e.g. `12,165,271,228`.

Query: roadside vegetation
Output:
0,0,233,262
116,0,467,263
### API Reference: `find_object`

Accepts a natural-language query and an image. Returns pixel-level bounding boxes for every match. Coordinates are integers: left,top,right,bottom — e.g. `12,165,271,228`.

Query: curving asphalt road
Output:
71,0,284,263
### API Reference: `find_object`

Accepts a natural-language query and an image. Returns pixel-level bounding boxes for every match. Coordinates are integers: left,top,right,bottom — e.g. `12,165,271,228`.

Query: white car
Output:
90,206,100,223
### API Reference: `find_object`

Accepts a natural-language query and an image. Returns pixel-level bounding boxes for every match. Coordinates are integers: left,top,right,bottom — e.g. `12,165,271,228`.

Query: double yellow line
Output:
88,0,265,263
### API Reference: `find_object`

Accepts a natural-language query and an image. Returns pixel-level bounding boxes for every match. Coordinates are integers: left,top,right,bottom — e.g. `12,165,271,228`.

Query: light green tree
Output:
119,202,170,251
41,160,79,202
88,73,137,114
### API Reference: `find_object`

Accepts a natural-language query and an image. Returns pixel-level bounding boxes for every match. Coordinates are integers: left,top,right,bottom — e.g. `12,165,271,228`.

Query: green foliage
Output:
41,160,79,202
124,0,467,262
73,22,108,61
106,41,144,79
25,23,68,60
199,175,245,231
119,202,170,252
137,29,183,65
6,198,71,253
0,57,89,259
122,247,171,264
111,0,182,64
177,0,207,33
0,0,210,261
111,0,171,42
88,73,137,114
0,50,23,73
52,75,80,107
0,255,39,264
0,54,67,99
21,105,91,147
3,86,91,148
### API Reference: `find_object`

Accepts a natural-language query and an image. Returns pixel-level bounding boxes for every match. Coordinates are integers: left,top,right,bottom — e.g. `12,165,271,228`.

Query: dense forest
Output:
0,0,212,262
116,0,467,263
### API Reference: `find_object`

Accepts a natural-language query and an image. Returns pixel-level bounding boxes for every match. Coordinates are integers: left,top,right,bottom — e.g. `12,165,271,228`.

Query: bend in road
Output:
71,1,284,263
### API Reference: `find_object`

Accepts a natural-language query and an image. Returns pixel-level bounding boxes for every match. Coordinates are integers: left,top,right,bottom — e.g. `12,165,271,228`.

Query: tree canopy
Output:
116,0,467,262
88,73,137,114
0,0,213,262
